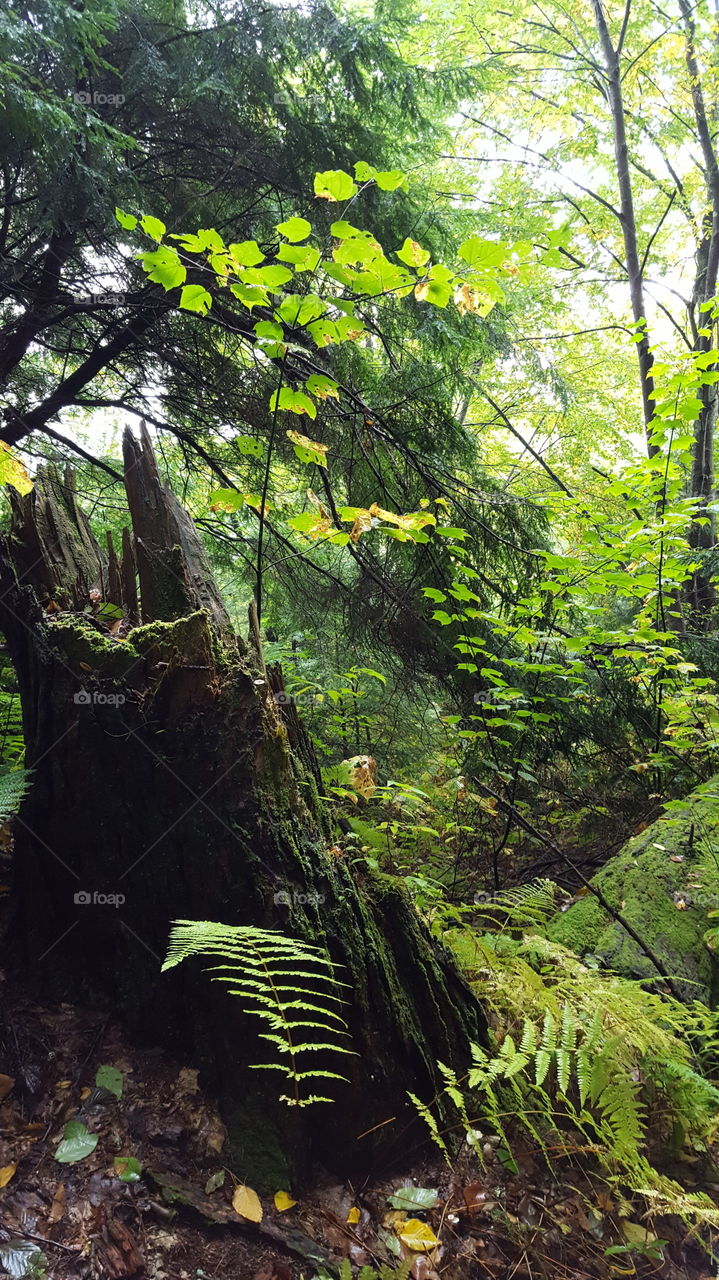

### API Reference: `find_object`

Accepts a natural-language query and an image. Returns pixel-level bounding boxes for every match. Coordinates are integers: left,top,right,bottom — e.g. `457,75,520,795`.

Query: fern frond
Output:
0,766,30,819
162,920,351,1105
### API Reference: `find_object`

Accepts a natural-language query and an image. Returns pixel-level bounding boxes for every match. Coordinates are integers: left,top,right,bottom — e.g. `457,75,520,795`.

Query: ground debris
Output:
0,984,716,1280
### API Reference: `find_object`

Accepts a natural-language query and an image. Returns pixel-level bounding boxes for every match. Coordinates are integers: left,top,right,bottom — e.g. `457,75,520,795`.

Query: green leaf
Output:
277,243,321,272
230,240,265,266
55,1120,99,1164
139,246,186,291
396,237,430,269
95,1064,123,1098
209,489,245,511
276,217,312,242
254,321,284,342
305,374,339,400
243,264,293,291
330,220,365,238
179,284,212,315
459,237,508,268
353,161,377,181
314,170,358,202
388,1186,439,1211
235,436,263,457
140,214,166,242
278,295,326,326
115,208,137,231
114,1156,142,1182
172,229,224,253
287,429,328,466
269,388,317,419
375,170,406,191
496,1146,519,1175
230,283,269,310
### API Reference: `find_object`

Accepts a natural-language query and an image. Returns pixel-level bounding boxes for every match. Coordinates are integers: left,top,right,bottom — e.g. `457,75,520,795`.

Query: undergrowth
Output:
411,881,719,1226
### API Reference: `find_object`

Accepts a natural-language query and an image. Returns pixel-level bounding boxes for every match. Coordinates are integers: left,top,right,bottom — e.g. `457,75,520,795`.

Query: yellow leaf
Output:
350,512,373,543
347,1206,361,1224
0,444,32,496
232,1184,263,1222
274,1190,297,1212
0,1163,16,1188
397,1218,439,1252
287,430,329,467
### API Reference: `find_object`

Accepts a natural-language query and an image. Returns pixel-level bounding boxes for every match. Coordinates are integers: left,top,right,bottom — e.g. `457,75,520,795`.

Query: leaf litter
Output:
0,982,714,1280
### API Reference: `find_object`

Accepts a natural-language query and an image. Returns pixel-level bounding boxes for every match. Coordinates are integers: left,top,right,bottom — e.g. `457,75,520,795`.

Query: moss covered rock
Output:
547,777,719,1004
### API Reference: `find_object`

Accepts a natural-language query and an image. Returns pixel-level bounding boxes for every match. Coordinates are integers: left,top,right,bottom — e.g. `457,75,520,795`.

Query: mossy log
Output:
547,777,719,1005
0,427,485,1187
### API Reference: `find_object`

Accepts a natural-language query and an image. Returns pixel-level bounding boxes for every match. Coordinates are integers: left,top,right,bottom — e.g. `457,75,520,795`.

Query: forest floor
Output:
0,979,716,1280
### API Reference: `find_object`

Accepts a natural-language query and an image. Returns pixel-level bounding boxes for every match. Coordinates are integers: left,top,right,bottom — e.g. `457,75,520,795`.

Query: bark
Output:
590,0,656,457
0,428,485,1187
679,0,719,622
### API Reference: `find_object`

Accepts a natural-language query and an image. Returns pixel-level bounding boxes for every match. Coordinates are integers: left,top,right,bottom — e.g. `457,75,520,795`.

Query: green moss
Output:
48,616,139,680
547,776,719,1003
129,610,206,657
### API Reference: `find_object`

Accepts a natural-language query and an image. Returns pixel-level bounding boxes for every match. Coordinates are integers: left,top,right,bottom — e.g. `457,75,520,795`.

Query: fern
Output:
472,878,567,931
162,920,353,1106
0,766,30,819
422,922,719,1225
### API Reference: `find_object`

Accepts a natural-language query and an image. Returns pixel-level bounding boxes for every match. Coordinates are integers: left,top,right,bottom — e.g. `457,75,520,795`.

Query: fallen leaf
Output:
346,1206,361,1224
462,1183,489,1212
54,1119,98,1164
232,1184,263,1223
204,1113,227,1154
96,1064,123,1098
274,1190,297,1212
177,1068,200,1094
48,1183,65,1224
114,1156,142,1182
0,1076,15,1100
205,1170,225,1194
397,1219,439,1252
0,1239,47,1279
622,1221,657,1247
0,1164,16,1188
389,1187,439,1212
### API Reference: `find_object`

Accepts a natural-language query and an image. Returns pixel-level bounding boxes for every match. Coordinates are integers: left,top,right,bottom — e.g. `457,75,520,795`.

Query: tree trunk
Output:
0,427,485,1187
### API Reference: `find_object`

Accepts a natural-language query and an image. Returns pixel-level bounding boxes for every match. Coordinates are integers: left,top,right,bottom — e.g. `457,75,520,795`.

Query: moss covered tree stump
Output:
0,427,485,1186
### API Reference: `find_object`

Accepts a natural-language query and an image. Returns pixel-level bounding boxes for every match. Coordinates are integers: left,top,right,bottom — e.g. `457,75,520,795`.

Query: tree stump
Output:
0,426,485,1185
